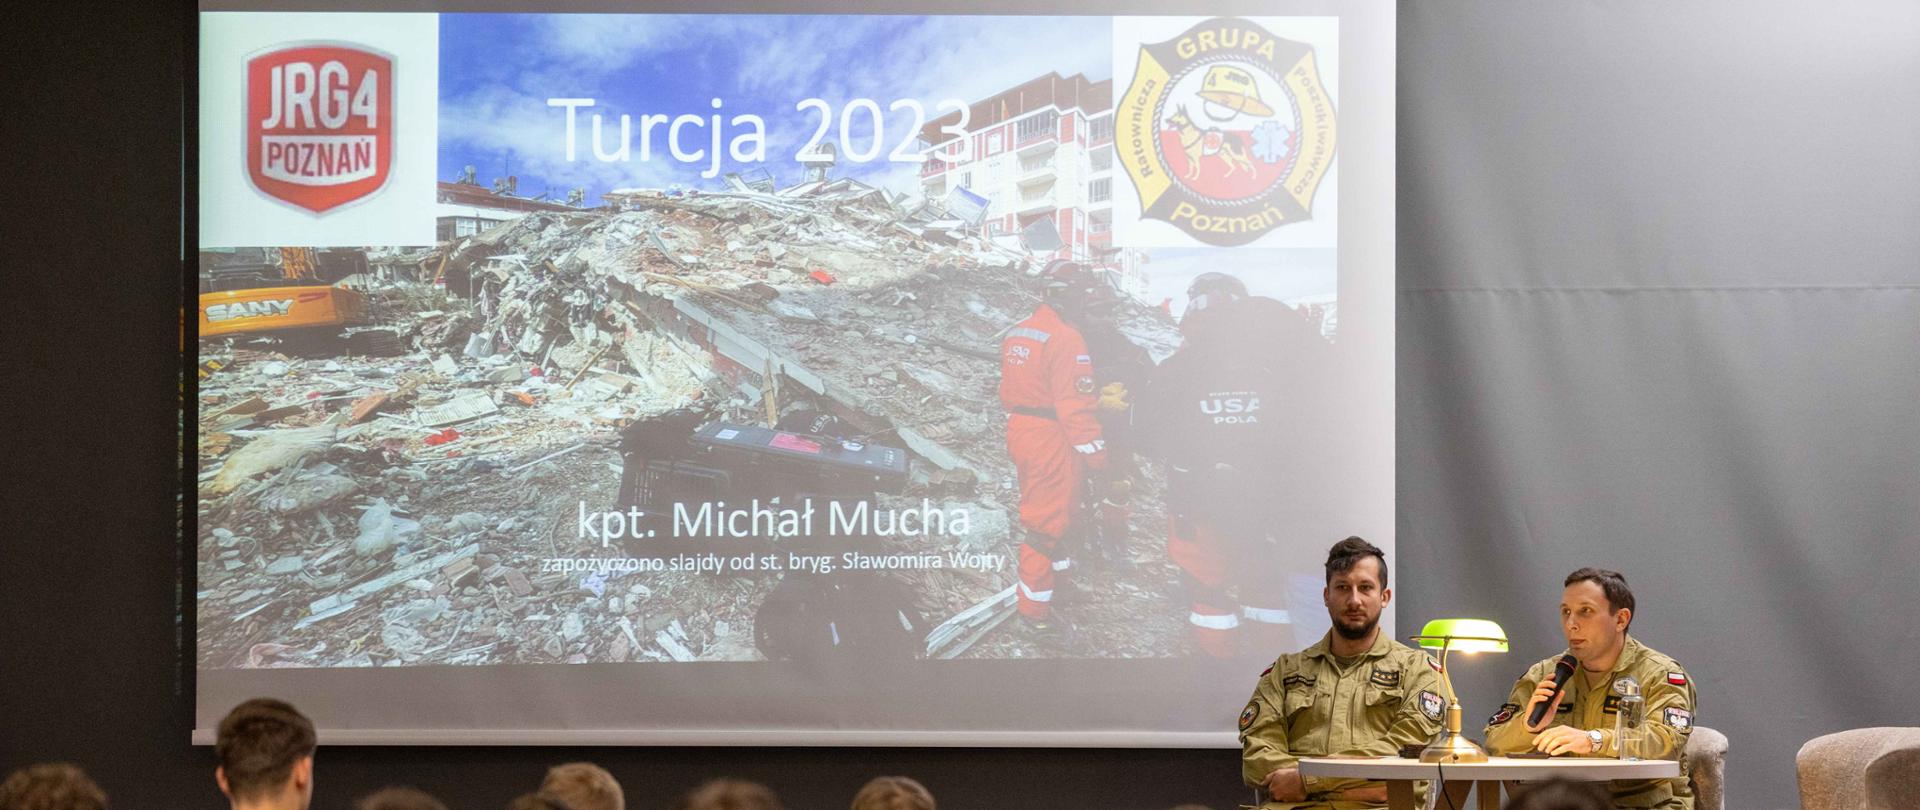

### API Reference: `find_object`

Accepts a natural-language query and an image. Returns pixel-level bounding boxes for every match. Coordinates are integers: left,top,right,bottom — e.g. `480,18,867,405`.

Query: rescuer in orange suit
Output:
999,260,1114,631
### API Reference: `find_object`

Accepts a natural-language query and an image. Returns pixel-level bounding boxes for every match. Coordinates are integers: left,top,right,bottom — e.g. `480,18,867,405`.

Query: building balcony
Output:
1017,163,1056,186
1016,131,1058,155
1016,191,1055,214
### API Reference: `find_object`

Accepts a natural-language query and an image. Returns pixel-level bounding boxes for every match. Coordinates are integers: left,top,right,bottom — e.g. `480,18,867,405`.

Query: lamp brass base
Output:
1419,729,1489,763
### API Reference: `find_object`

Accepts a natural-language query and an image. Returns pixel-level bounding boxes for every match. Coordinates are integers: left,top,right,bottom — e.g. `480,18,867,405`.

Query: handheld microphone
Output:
1527,654,1579,728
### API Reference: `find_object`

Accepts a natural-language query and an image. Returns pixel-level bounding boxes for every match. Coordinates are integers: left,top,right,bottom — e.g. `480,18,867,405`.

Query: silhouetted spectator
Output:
540,762,622,810
849,776,933,810
677,779,781,810
504,794,573,810
355,787,448,810
215,698,315,810
0,763,107,810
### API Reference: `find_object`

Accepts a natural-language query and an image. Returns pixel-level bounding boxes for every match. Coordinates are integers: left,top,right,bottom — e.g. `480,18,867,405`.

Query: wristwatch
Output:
1587,729,1605,751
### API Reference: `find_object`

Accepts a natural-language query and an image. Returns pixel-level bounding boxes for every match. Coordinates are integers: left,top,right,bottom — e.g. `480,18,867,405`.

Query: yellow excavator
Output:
198,247,402,356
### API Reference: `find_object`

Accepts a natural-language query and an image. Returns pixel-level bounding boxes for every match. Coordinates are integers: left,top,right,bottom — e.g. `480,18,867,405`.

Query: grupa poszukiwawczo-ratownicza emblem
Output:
245,43,394,214
1117,18,1335,246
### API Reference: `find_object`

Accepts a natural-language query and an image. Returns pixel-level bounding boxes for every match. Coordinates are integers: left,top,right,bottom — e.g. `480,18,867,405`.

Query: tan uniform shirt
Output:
1484,636,1698,809
1239,631,1447,810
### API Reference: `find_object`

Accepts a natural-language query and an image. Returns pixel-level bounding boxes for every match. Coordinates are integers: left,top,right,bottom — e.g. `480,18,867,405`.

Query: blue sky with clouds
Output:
439,14,1112,204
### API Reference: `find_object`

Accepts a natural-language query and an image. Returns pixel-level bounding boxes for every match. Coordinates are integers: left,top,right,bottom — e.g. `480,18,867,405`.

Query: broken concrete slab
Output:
416,392,499,427
265,474,358,515
209,426,337,495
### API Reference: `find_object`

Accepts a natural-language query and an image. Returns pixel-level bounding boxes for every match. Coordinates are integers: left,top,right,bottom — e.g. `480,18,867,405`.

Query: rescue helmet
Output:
1041,259,1121,320
1181,272,1248,332
776,403,853,441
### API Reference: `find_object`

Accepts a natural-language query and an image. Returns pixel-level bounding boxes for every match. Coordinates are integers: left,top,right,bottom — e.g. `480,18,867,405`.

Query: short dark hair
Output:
850,776,935,810
540,762,622,810
505,794,574,810
356,787,448,810
215,698,316,801
1564,568,1635,627
0,763,107,810
1325,536,1387,590
677,779,782,810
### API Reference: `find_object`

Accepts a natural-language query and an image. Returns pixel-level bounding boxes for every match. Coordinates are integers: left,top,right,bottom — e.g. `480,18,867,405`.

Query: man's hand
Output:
1263,767,1306,803
1523,677,1561,733
1533,726,1597,756
1333,785,1389,804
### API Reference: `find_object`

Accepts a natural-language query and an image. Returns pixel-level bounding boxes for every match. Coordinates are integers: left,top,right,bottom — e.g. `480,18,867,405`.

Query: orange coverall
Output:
999,304,1107,619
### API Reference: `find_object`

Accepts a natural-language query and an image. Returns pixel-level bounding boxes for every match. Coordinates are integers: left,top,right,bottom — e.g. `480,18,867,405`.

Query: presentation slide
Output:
192,2,1394,745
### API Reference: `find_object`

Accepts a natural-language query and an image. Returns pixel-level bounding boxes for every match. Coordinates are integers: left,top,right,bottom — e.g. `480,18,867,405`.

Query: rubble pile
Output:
198,181,1189,668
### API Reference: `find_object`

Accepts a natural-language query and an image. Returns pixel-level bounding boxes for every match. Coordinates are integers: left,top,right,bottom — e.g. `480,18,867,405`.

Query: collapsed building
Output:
196,179,1192,670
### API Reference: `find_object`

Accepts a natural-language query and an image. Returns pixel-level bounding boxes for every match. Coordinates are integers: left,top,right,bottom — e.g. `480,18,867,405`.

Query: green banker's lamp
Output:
1410,618,1509,763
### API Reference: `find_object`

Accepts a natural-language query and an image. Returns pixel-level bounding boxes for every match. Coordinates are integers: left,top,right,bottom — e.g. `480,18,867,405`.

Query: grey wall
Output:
1395,2,1920,808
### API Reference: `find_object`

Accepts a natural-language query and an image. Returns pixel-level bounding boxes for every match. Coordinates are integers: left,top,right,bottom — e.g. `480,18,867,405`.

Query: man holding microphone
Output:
1485,568,1699,809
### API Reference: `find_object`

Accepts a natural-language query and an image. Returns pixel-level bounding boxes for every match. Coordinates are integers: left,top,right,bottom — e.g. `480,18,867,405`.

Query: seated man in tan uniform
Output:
1239,537,1446,809
1485,568,1698,810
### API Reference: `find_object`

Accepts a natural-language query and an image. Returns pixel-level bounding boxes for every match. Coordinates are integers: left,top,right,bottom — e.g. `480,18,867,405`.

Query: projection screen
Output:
192,0,1394,745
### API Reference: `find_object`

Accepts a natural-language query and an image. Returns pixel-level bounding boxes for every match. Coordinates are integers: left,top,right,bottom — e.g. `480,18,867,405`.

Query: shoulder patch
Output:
1488,703,1520,726
1368,668,1401,688
1418,690,1444,722
1239,700,1259,731
1075,375,1095,394
1663,707,1694,729
1075,354,1091,364
1428,656,1444,673
1666,671,1688,686
1260,664,1273,678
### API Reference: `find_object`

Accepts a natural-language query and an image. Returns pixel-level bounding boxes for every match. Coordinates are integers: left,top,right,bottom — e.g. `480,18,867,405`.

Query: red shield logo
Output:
246,44,393,213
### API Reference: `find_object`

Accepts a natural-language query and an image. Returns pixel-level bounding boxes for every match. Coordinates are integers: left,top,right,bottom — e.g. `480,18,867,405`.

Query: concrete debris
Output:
265,474,358,515
198,178,1189,669
417,392,500,427
208,426,336,495
353,498,420,557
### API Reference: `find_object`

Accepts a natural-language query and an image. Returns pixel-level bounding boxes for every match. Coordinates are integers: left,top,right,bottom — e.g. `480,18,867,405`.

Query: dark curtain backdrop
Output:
5,2,1917,809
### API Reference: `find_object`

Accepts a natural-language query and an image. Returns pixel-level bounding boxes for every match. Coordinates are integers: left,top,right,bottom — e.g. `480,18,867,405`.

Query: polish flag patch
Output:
1667,672,1688,686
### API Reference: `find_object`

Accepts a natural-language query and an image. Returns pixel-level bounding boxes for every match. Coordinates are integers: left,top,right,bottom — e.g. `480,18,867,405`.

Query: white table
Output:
1297,756,1680,810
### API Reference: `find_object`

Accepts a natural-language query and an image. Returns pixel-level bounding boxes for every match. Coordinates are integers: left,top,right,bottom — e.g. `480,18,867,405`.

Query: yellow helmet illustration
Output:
1196,64,1275,117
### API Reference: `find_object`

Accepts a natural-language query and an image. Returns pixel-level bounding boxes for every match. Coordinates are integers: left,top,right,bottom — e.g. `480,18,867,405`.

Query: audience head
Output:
849,776,934,810
677,779,781,810
0,763,107,810
1503,778,1610,810
504,794,573,810
215,698,316,808
355,787,448,810
539,762,622,810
